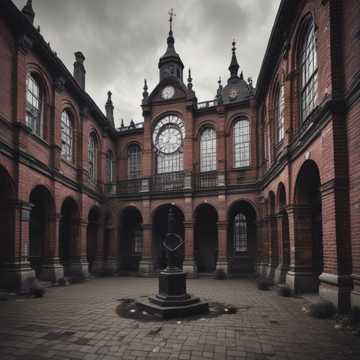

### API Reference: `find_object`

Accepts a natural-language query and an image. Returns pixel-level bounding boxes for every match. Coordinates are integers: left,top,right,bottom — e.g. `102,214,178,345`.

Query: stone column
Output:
39,213,64,283
68,219,89,278
183,221,197,277
138,223,153,275
274,212,289,284
285,205,316,293
0,201,35,293
216,221,228,274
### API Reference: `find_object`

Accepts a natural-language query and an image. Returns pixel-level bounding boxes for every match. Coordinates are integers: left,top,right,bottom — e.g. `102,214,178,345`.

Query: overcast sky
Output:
14,0,281,127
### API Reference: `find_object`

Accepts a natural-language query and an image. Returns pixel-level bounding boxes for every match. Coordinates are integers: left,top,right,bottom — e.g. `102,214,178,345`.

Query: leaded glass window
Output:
133,224,143,254
88,133,97,181
276,84,285,143
200,128,216,172
157,151,183,174
105,150,114,183
26,74,42,136
234,119,250,168
234,213,247,252
61,111,73,162
128,144,142,179
300,22,318,121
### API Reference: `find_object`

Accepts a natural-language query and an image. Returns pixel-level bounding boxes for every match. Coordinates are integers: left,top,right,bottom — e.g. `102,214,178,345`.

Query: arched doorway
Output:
275,183,290,283
194,204,218,273
228,201,257,274
119,207,143,272
87,207,100,273
294,160,323,291
153,204,184,271
59,197,79,276
29,186,55,277
0,166,15,269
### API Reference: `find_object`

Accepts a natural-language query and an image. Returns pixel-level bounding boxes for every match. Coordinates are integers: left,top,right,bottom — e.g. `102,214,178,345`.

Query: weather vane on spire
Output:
168,8,176,32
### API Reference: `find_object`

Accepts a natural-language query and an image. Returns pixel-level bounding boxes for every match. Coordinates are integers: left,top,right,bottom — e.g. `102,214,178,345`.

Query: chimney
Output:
73,51,86,90
105,91,115,127
22,0,35,24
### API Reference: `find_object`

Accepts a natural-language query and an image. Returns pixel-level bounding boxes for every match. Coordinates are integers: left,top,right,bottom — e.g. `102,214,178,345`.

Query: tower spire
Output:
167,8,176,48
22,0,35,24
228,40,240,78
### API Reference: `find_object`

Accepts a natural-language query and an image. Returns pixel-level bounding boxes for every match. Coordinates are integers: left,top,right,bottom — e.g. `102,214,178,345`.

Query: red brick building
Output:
0,0,359,311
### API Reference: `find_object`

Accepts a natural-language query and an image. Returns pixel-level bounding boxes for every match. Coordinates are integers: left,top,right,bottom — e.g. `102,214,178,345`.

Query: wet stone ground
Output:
0,277,359,360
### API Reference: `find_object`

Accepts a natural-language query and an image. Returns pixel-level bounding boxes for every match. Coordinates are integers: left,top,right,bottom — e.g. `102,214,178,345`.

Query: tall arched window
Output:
300,21,318,121
61,111,73,162
128,144,142,179
233,213,247,252
234,119,250,168
26,74,43,136
105,150,114,183
88,133,97,181
200,127,216,172
276,83,285,143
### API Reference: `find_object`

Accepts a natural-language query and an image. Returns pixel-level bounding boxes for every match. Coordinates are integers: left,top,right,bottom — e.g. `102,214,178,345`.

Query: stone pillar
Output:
319,181,352,312
183,221,197,277
274,212,289,284
286,205,317,293
138,223,153,275
266,215,278,279
68,219,89,278
39,213,64,283
103,225,118,274
216,221,228,274
91,214,105,275
256,219,268,276
0,201,35,293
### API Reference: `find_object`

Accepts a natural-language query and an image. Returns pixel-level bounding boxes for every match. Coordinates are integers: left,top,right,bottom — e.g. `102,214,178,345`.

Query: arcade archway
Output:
194,204,218,273
119,206,143,272
227,201,257,274
153,204,184,271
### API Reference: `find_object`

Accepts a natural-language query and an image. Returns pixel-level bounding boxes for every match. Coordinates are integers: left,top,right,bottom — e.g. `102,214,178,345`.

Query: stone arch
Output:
59,197,80,276
29,185,56,277
193,203,218,273
227,200,257,274
118,206,143,272
152,204,184,271
292,159,323,292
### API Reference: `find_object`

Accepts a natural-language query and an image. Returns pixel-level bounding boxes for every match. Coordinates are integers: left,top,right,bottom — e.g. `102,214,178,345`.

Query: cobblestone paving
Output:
0,277,359,360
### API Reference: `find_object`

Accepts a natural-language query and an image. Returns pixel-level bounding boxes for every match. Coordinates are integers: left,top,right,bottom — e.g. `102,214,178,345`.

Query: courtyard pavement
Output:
0,277,359,360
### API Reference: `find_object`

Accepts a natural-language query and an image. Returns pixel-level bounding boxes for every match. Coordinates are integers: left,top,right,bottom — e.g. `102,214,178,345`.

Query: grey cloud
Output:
13,0,280,126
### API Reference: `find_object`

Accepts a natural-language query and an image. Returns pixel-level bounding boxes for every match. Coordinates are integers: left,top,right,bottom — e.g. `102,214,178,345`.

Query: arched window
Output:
233,213,247,252
276,83,285,143
61,111,73,162
26,74,43,136
133,224,143,254
128,144,142,179
105,150,114,183
234,119,250,168
300,21,318,121
200,127,216,172
88,133,97,181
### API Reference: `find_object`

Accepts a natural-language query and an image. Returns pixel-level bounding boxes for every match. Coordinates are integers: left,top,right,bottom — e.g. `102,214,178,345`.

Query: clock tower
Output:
158,9,184,83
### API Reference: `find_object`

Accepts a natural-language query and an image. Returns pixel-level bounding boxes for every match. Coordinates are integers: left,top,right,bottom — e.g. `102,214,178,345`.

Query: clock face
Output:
229,87,239,99
153,115,185,154
161,86,175,100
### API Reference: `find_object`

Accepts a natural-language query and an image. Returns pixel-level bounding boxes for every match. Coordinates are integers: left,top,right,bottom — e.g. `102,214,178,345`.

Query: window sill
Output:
61,158,77,170
29,131,50,147
231,166,251,171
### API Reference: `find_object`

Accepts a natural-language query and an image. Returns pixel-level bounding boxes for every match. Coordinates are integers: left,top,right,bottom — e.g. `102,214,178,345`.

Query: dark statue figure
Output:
136,206,208,319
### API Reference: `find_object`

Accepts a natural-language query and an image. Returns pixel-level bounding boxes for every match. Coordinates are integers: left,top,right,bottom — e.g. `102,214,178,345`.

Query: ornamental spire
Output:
22,0,35,24
105,91,114,127
187,68,193,90
167,8,176,48
228,40,240,78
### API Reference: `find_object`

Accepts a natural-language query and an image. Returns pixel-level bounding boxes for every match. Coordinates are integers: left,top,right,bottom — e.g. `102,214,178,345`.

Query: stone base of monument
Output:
135,270,209,319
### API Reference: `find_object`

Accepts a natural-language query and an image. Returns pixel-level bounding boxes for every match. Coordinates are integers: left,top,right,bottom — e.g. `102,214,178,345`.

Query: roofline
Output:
1,0,118,138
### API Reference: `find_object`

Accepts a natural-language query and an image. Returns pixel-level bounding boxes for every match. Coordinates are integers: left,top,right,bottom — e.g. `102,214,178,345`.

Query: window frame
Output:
233,213,248,253
233,118,250,169
26,74,43,137
275,83,285,144
60,110,74,163
199,127,217,173
127,144,142,179
105,150,114,183
88,133,98,181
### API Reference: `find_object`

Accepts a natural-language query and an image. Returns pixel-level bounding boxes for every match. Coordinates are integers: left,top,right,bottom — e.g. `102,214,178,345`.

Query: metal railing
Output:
151,171,185,193
197,99,218,109
117,178,142,193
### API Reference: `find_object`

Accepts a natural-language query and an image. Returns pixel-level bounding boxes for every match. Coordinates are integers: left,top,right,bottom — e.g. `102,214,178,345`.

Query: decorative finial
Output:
105,91,114,127
187,68,193,90
121,119,124,128
168,8,176,33
240,71,244,80
229,39,240,78
143,79,148,100
107,91,112,101
22,0,35,24
216,76,223,104
130,119,135,128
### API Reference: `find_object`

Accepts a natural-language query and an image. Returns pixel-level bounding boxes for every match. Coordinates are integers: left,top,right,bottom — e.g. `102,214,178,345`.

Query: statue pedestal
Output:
136,269,208,319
